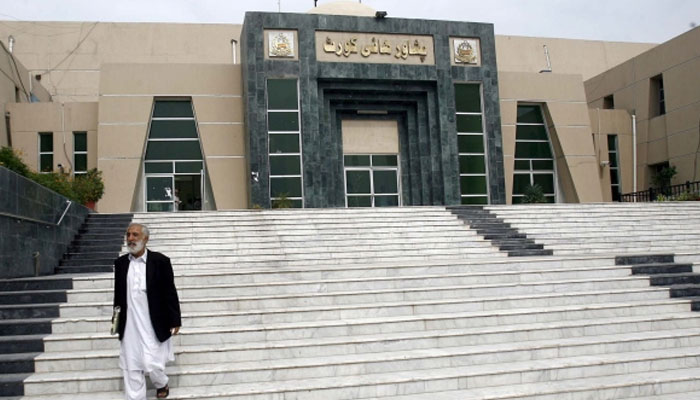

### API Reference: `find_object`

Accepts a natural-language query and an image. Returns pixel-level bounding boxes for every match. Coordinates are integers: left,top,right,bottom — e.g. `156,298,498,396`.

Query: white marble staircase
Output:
10,205,700,399
487,202,700,256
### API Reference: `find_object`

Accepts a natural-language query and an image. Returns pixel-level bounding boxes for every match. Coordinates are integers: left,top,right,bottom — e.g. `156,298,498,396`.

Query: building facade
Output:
2,3,695,212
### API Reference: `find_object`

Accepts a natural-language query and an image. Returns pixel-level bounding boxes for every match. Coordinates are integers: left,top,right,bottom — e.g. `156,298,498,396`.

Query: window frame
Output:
607,134,621,201
38,132,53,173
143,98,206,212
512,104,558,203
455,82,490,205
650,74,666,117
344,154,401,207
73,131,88,176
266,78,304,208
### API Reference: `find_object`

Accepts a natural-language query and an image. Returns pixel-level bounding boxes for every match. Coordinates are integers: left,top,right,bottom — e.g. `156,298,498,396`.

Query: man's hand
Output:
171,327,180,335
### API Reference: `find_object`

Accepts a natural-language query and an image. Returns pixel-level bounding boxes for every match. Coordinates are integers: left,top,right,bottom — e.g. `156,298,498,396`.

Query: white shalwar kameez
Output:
119,251,174,400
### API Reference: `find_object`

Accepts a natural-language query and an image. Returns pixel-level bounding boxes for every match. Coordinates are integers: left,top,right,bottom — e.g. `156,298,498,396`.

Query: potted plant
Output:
72,168,105,209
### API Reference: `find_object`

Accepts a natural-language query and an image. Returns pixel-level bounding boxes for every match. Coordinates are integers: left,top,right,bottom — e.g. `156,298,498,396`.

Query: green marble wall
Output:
241,11,505,207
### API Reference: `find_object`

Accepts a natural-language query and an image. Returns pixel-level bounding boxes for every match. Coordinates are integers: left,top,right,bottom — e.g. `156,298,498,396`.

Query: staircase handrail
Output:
0,199,73,226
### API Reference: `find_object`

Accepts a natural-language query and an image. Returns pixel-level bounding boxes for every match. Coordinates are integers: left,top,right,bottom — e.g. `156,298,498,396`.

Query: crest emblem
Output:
269,32,295,58
454,39,478,64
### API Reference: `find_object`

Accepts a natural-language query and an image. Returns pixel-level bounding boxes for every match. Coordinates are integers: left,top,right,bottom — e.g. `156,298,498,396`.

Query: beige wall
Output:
0,41,51,147
499,71,603,203
496,35,656,80
588,109,634,201
97,63,246,213
342,119,399,154
585,26,700,189
7,102,98,174
0,22,242,103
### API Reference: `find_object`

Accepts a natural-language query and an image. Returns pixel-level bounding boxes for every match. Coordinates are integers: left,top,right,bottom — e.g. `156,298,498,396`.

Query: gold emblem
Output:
269,32,294,58
454,39,478,64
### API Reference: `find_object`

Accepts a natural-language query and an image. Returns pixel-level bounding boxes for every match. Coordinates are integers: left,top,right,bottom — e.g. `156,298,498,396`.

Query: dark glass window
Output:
146,140,202,160
267,78,303,206
267,112,300,132
149,120,198,139
175,161,203,173
74,132,87,151
650,75,665,117
459,176,487,194
517,105,545,124
73,131,87,175
346,170,371,194
513,104,556,203
344,155,371,167
74,154,87,172
454,83,481,113
39,132,53,172
39,132,53,152
269,134,300,153
458,135,485,153
455,83,489,203
371,155,398,167
270,177,303,197
461,196,488,205
460,155,486,174
267,79,299,110
514,125,548,141
456,114,483,133
145,162,173,174
152,101,194,118
270,155,302,175
608,134,621,201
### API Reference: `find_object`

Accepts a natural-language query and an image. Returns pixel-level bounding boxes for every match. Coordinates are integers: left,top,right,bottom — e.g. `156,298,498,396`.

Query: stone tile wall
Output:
0,167,89,278
242,12,506,207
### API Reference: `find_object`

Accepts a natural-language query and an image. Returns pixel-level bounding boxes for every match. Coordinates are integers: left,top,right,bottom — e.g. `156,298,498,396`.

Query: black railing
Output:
620,180,700,202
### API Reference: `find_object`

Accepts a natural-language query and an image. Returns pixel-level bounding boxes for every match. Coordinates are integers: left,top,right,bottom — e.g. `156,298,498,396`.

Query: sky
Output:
0,0,698,43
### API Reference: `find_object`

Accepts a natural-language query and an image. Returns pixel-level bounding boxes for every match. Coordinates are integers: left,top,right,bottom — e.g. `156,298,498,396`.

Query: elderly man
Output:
113,223,181,399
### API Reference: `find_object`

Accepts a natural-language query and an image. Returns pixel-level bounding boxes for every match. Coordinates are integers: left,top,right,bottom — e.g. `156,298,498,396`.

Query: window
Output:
512,105,556,203
603,95,615,109
344,155,400,207
38,132,53,173
650,74,665,117
607,135,621,201
454,83,489,204
267,79,303,208
144,99,204,212
73,132,87,176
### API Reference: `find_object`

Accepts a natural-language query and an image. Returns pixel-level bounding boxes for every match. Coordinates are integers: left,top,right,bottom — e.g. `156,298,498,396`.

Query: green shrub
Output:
271,193,293,208
1,146,105,204
522,184,547,204
0,146,30,177
652,165,677,189
29,171,77,200
72,168,105,203
655,193,670,202
665,191,700,201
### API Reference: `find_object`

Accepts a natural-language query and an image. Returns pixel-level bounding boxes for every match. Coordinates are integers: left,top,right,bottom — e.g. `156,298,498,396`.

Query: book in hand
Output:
110,306,121,335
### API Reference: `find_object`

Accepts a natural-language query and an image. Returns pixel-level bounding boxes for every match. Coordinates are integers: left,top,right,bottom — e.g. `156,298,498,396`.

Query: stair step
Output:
0,352,39,374
632,262,694,275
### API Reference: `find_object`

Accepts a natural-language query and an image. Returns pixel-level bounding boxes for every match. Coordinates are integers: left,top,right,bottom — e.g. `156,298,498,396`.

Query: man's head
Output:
126,223,149,257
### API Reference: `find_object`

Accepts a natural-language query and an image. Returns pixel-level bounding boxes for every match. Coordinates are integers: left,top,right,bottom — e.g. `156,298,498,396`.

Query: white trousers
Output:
122,368,168,400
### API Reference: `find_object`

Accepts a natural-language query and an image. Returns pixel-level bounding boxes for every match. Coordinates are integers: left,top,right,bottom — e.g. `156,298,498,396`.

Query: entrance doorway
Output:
145,161,204,212
342,119,401,207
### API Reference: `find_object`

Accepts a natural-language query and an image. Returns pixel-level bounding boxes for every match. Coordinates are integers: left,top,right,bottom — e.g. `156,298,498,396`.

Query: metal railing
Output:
0,200,73,226
620,180,700,202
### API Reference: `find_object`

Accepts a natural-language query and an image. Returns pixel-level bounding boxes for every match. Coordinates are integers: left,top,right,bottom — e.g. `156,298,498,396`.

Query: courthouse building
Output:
0,1,698,212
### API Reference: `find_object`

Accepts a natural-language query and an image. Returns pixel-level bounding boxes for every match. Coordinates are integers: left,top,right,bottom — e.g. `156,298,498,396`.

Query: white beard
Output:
127,240,145,255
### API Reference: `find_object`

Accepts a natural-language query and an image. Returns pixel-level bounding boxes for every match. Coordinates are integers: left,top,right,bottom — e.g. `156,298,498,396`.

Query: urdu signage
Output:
315,31,435,65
